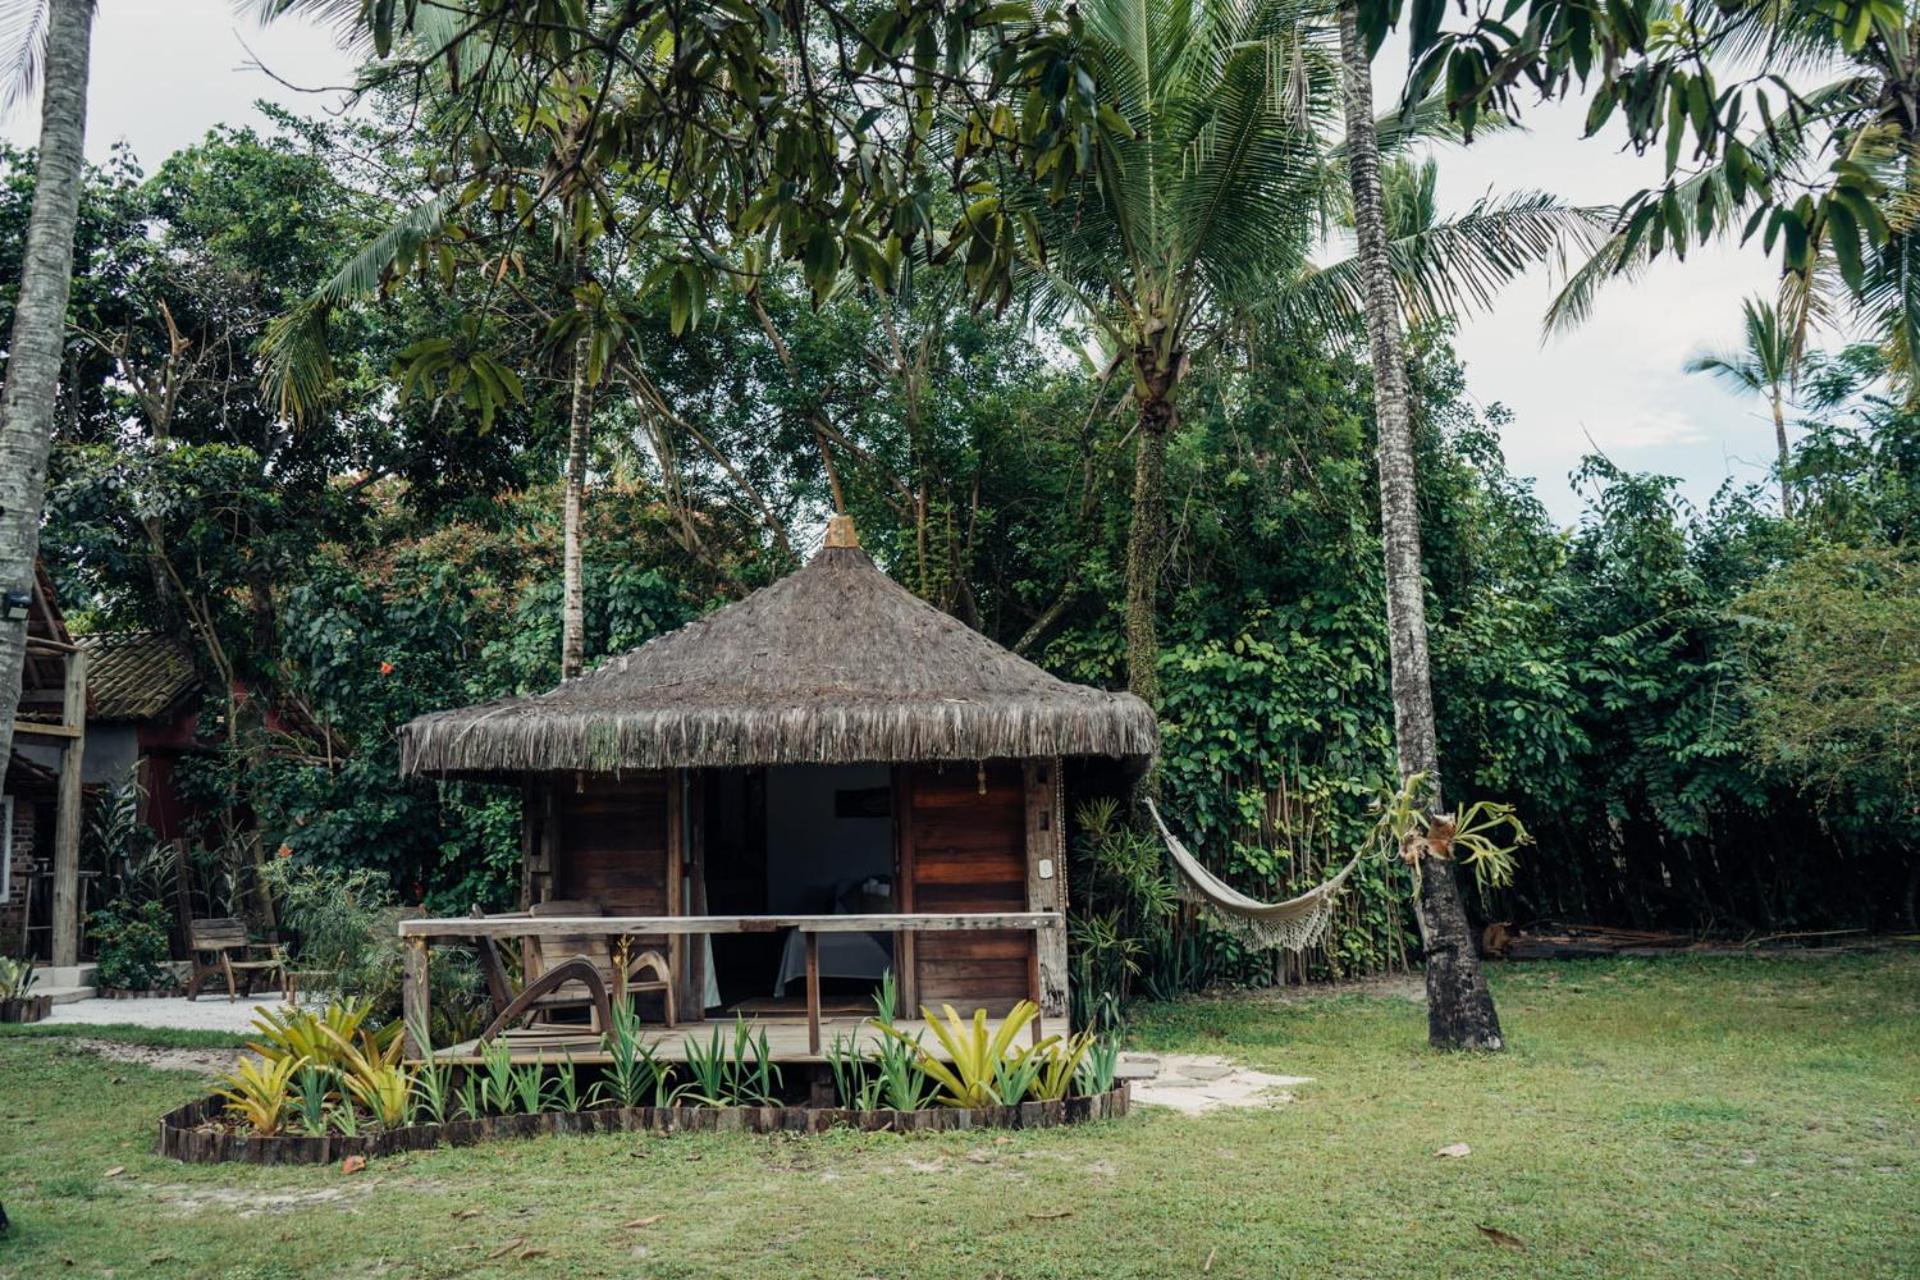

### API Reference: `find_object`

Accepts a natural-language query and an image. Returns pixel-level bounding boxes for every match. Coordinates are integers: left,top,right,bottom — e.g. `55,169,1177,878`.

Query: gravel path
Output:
42,993,305,1034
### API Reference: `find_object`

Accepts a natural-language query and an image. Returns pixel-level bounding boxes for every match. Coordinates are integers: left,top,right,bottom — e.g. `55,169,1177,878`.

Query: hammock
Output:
1146,800,1365,952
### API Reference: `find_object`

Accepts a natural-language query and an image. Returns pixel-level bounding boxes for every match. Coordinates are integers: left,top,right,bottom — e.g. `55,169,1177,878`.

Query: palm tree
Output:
1685,297,1798,516
1337,1,1503,1051
1006,0,1599,709
0,0,94,967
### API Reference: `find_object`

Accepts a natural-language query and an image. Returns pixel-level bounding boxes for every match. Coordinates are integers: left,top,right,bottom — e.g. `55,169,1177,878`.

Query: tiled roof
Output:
76,633,202,722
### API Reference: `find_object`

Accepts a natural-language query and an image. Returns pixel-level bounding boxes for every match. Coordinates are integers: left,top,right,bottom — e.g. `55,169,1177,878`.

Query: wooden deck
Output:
426,1013,1043,1067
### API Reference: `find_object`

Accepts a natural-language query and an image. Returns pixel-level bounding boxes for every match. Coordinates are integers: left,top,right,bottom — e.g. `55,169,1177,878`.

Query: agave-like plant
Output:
247,1000,375,1073
318,1023,413,1129
215,1054,303,1136
877,1001,1052,1109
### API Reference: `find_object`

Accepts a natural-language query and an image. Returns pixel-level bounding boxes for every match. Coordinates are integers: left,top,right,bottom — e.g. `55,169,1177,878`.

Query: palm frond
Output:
257,190,457,421
0,0,49,119
1288,191,1610,333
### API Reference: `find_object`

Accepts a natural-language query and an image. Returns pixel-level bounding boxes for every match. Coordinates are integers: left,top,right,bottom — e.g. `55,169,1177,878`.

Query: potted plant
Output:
0,956,48,1023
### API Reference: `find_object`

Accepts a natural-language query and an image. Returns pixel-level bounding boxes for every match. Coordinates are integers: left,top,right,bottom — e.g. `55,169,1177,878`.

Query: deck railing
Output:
397,911,1064,1059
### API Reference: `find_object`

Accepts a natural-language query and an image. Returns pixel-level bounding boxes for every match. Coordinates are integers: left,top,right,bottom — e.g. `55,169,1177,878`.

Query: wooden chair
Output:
185,918,289,1003
469,900,675,1046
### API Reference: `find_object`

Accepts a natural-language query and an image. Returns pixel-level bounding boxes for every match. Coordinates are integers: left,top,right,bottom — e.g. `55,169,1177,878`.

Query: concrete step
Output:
33,964,98,989
37,984,97,1005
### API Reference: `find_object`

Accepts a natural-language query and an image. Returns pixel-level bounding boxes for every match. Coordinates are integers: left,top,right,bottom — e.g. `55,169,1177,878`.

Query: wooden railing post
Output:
402,935,431,1059
804,929,821,1056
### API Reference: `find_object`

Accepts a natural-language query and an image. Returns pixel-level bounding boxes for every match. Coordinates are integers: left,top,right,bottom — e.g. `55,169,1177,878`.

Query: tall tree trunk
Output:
1771,390,1792,517
0,0,93,778
1124,363,1174,708
1340,5,1502,1051
561,320,591,680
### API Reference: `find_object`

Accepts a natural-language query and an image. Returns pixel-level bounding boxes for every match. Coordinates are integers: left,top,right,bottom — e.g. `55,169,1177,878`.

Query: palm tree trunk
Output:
1340,4,1502,1051
0,0,93,778
1124,373,1174,708
1771,391,1792,517
561,318,591,680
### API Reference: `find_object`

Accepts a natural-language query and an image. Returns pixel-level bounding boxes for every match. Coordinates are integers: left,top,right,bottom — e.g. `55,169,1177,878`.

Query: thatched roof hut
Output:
400,524,1157,776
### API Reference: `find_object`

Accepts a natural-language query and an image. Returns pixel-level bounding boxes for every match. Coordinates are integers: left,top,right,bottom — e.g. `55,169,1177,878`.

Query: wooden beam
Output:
805,930,821,1055
665,768,685,1021
49,649,86,968
11,720,80,740
894,765,917,1013
402,936,431,1059
1025,757,1068,1019
401,911,1065,940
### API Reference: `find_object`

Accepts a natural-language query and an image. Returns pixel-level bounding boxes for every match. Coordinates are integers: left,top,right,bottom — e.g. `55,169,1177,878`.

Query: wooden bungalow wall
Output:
527,757,1068,1022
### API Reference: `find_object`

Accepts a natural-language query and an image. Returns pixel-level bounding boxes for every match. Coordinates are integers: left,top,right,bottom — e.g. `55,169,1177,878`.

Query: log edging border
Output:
156,1084,1131,1164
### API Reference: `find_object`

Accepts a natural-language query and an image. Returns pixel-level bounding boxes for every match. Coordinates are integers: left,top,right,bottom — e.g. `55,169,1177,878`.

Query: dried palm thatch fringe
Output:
400,545,1159,775
1147,801,1363,952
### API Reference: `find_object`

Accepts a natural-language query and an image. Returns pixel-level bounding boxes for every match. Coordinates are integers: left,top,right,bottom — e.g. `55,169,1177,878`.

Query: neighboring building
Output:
74,632,205,840
4,563,86,964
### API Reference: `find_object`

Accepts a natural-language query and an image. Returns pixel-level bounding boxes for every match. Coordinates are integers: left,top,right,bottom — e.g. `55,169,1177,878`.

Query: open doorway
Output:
701,764,895,1013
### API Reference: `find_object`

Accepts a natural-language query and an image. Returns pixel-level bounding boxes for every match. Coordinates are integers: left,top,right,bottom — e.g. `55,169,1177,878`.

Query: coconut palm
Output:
998,0,1602,709
0,0,93,967
1685,297,1799,516
1336,2,1502,1050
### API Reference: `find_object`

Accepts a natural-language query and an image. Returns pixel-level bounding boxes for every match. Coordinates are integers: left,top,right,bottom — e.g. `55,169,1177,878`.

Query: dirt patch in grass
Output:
148,1180,381,1217
65,1037,237,1078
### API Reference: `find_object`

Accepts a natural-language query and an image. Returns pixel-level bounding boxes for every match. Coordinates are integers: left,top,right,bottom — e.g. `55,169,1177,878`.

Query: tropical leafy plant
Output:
679,1017,782,1107
318,1022,413,1129
0,956,36,1000
289,1063,333,1136
878,1001,1047,1109
215,1054,301,1136
88,899,176,992
599,1001,674,1109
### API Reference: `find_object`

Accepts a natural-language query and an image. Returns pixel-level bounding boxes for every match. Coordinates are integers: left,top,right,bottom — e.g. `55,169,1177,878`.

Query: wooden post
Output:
49,648,86,968
402,935,431,1059
1023,757,1067,1019
893,765,917,1013
805,929,821,1056
685,769,708,1017
1028,930,1044,1045
666,771,684,1020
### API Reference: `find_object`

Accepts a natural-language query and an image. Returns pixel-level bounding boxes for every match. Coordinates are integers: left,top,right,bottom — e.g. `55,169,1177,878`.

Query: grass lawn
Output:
1,952,1914,1278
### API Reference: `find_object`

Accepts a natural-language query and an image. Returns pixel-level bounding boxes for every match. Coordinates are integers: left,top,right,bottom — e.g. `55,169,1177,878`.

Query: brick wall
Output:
0,793,37,955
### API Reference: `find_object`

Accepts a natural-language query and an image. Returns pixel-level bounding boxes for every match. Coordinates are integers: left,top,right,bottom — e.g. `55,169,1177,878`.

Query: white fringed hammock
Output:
1146,801,1365,952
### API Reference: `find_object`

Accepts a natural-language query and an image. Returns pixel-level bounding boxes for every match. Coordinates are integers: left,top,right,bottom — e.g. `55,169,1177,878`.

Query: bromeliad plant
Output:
215,1054,302,1136
881,1001,1048,1109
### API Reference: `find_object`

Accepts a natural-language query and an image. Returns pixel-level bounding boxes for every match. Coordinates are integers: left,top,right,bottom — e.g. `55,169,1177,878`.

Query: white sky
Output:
7,0,1791,523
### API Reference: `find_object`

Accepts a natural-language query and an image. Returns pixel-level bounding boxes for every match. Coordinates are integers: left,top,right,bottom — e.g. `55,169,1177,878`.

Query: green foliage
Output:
88,900,176,992
0,956,36,1001
1737,545,1920,834
600,1001,675,1109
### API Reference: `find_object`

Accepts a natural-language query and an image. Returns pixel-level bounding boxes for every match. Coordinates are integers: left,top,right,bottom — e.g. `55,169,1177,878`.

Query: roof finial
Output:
824,513,860,549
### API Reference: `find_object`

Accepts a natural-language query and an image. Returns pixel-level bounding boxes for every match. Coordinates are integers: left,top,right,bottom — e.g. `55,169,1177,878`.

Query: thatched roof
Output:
400,536,1157,776
78,633,200,722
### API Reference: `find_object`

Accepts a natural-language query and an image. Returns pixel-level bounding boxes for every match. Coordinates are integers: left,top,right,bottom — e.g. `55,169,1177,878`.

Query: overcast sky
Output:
6,0,1793,524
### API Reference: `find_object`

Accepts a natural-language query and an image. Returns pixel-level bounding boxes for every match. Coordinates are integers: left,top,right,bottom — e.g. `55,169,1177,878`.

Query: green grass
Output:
0,953,1914,1278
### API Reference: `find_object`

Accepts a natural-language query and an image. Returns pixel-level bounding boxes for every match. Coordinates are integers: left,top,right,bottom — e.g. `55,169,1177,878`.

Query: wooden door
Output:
901,761,1028,1014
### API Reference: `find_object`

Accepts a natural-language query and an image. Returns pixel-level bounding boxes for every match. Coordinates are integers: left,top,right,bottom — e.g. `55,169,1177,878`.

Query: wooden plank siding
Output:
544,774,675,1004
907,762,1032,1014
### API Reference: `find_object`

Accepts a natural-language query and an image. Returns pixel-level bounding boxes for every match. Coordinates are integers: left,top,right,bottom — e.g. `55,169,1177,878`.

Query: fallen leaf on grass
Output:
1434,1143,1472,1159
1026,1209,1073,1220
451,1208,481,1220
103,1167,124,1178
1203,1246,1217,1272
1476,1226,1527,1252
621,1216,664,1229
518,1248,548,1260
339,1155,367,1175
486,1238,526,1259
